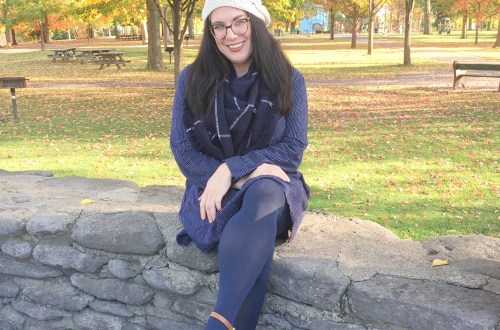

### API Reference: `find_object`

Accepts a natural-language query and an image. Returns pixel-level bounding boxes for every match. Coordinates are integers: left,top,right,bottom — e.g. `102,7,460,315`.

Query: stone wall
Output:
0,170,499,330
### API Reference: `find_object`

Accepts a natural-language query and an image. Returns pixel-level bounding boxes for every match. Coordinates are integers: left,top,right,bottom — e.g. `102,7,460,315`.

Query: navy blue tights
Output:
205,179,289,330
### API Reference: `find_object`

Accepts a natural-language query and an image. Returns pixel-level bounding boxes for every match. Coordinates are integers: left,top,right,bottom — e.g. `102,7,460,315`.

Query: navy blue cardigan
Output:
170,66,310,252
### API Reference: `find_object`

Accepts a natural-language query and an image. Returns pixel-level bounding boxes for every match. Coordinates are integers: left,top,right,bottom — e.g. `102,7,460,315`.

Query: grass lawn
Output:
0,32,498,240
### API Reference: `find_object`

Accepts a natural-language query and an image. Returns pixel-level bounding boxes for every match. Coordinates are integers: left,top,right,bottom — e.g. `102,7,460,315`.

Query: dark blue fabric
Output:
205,179,289,330
170,66,309,252
183,66,278,161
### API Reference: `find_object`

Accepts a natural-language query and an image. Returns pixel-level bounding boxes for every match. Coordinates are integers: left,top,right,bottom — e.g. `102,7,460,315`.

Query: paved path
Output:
24,69,499,90
3,36,499,91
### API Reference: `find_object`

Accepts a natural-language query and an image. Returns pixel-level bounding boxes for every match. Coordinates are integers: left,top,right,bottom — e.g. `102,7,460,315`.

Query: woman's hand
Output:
233,163,290,189
199,163,232,223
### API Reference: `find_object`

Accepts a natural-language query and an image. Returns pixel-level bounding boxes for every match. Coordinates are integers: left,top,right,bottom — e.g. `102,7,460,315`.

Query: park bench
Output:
75,49,115,63
47,47,77,62
452,61,500,91
116,34,142,41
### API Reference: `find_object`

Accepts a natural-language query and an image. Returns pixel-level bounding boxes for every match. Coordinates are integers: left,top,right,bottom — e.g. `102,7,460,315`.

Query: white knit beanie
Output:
202,0,271,27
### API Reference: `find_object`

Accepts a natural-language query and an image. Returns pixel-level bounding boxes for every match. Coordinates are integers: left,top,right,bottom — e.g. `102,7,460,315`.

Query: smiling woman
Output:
209,9,253,77
169,1,310,329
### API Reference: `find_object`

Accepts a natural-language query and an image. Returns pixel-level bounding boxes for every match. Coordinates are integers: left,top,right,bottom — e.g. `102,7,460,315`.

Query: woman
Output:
170,1,309,329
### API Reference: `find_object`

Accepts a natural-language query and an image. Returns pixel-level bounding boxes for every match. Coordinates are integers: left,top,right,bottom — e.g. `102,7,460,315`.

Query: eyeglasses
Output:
210,17,250,39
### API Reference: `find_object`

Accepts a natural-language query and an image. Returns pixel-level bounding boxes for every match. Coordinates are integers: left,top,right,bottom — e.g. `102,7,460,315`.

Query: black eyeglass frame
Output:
210,17,251,39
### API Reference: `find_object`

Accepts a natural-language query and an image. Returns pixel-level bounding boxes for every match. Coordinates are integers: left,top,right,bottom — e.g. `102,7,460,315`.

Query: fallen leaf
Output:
80,199,96,205
432,259,449,267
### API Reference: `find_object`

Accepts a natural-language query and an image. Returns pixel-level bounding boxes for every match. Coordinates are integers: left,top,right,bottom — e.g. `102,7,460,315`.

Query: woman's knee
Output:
241,178,286,220
245,178,285,204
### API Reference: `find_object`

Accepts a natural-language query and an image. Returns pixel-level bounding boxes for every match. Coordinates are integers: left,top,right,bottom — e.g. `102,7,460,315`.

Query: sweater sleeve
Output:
170,68,222,188
225,69,308,181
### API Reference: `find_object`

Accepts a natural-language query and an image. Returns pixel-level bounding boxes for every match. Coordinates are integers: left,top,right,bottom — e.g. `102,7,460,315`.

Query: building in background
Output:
299,10,328,34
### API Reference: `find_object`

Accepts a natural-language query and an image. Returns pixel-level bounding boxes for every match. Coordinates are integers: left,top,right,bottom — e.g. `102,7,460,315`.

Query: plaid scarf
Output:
185,68,279,161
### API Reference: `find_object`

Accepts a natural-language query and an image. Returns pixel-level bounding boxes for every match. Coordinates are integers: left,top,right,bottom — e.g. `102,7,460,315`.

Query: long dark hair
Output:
185,12,293,116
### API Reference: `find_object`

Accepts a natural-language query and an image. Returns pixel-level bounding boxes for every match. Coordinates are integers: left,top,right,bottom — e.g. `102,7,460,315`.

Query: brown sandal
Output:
209,311,235,330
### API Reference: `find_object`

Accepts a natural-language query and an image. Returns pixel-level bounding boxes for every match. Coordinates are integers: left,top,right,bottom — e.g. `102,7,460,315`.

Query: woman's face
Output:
210,7,253,76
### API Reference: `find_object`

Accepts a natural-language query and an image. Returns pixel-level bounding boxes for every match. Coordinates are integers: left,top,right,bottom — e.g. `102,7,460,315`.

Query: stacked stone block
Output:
0,171,498,329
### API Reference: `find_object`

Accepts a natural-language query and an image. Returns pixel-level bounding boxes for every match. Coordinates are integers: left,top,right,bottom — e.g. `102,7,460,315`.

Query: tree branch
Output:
152,0,173,34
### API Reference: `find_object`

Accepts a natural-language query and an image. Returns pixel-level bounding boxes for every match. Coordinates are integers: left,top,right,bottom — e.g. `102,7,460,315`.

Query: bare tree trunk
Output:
5,29,11,48
2,5,11,48
330,9,335,40
161,5,169,47
146,0,164,71
172,0,183,84
43,14,50,43
11,28,17,45
351,5,360,49
40,21,45,50
474,4,480,45
461,14,467,39
141,22,147,45
423,0,431,34
403,0,415,66
368,0,374,54
390,10,393,33
87,24,92,43
494,19,500,48
188,16,195,39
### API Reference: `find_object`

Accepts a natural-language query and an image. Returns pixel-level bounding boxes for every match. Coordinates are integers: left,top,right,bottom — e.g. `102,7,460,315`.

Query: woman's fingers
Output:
198,194,207,220
198,163,233,223
199,191,223,223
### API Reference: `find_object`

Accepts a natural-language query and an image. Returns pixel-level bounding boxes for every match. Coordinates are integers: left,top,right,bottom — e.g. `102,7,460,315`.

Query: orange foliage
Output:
452,0,496,24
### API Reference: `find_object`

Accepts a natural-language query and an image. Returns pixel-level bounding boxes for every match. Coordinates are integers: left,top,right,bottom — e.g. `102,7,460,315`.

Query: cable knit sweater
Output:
170,66,310,252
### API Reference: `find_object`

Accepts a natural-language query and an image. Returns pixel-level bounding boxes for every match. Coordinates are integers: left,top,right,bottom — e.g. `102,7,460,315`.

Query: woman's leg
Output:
205,179,288,330
232,253,272,330
233,204,290,330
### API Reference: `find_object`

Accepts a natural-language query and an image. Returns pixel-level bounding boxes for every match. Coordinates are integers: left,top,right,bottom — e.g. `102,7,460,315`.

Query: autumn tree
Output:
67,0,113,43
11,0,65,49
263,0,289,26
338,0,370,48
111,0,147,40
154,0,199,84
453,0,497,45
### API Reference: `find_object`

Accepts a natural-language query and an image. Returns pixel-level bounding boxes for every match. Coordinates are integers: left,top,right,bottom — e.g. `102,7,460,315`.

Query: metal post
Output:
10,87,18,120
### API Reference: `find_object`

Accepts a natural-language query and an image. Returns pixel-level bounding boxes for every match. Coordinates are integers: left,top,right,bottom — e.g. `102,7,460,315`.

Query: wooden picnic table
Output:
76,48,114,63
47,47,77,62
93,52,131,70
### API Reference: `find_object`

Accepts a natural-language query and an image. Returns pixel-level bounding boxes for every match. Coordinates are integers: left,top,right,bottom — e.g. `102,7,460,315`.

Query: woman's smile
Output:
227,41,245,51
